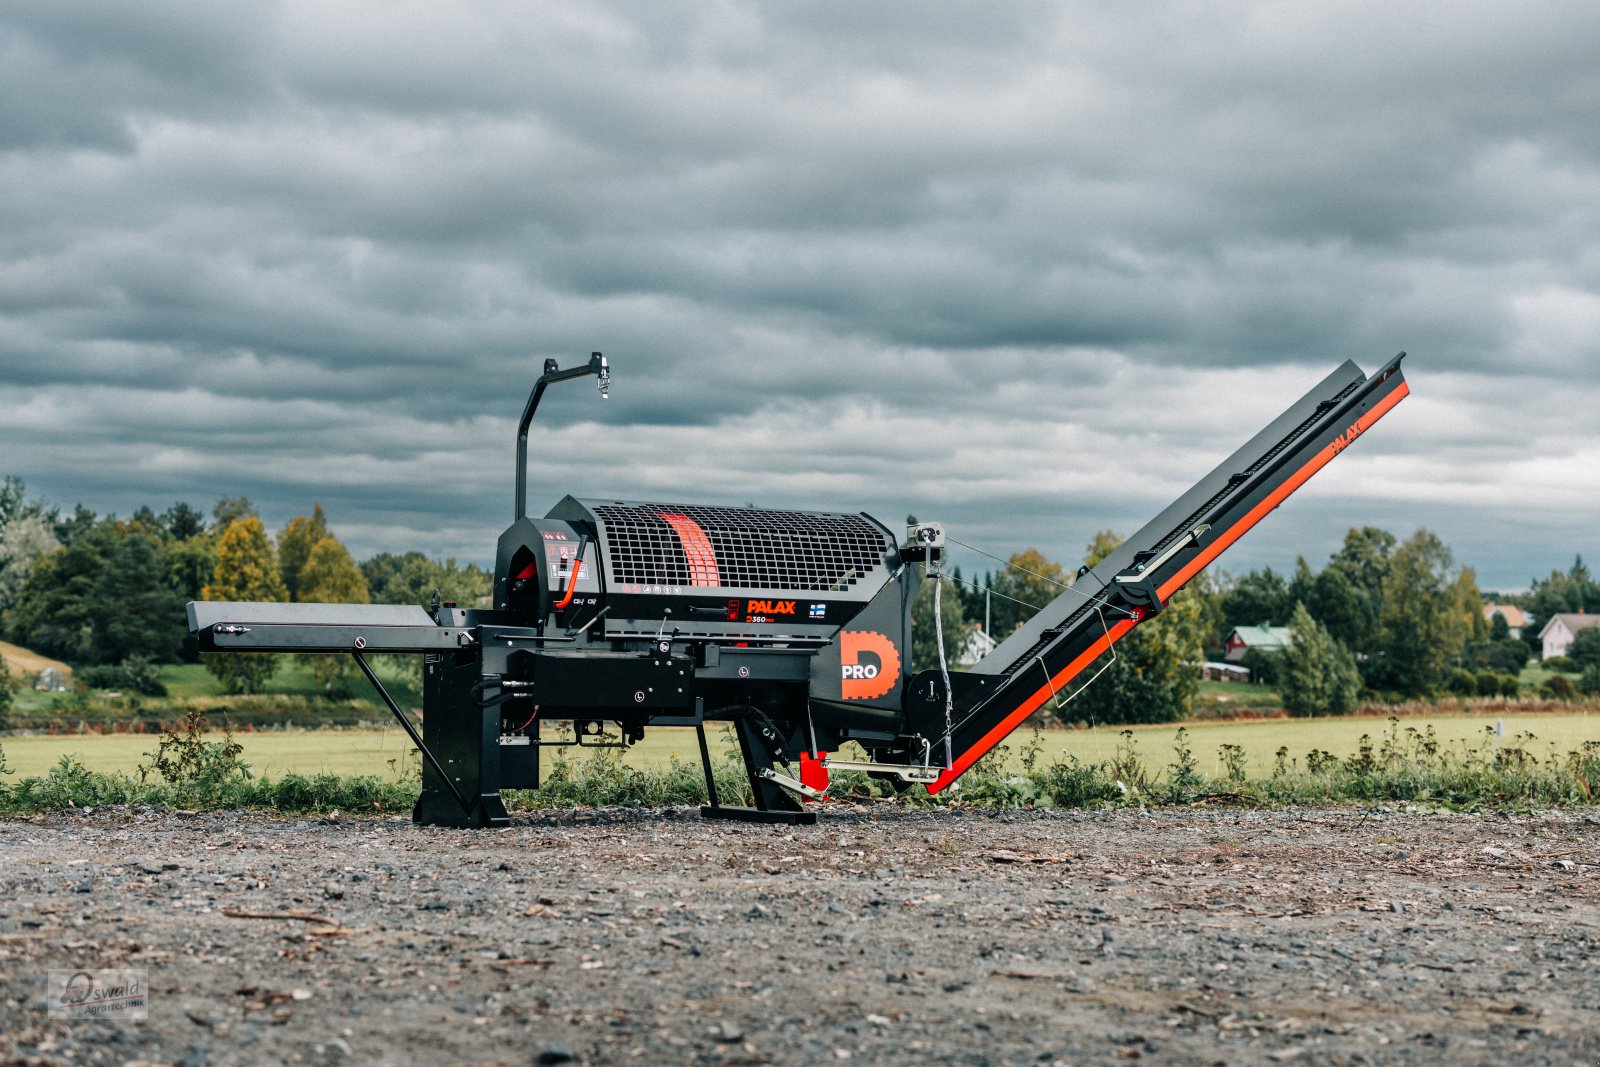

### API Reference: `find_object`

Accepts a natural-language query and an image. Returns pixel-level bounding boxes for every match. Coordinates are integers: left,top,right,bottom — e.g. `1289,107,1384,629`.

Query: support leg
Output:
411,648,510,829
700,713,816,826
695,722,720,809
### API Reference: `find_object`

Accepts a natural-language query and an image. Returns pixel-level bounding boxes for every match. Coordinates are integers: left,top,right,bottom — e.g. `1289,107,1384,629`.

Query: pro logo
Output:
839,630,900,700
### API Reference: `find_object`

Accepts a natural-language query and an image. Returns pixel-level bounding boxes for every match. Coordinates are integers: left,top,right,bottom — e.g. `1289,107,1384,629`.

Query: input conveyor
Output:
918,353,1409,794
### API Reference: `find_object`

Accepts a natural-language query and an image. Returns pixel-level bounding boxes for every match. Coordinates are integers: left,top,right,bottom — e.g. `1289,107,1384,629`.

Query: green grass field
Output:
7,658,424,722
6,709,1597,783
1056,709,1600,777
152,659,424,705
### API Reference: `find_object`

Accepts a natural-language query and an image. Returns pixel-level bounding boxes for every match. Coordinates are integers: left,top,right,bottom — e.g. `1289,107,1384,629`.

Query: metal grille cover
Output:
588,502,890,592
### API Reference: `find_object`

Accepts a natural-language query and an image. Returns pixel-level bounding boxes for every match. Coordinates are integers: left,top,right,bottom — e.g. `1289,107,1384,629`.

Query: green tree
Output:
0,478,62,549
164,532,217,663
1568,627,1600,672
1530,558,1600,631
1367,529,1475,697
297,535,371,694
1280,603,1363,717
1464,602,1529,676
94,526,186,664
201,517,287,694
1061,532,1204,726
363,552,492,609
0,514,61,614
1239,646,1283,687
277,505,329,602
1327,526,1396,605
1570,556,1600,614
981,549,1067,636
911,574,974,675
162,502,206,541
0,475,26,536
165,535,217,604
1306,565,1376,653
938,563,983,631
129,505,162,536
210,497,256,530
1186,568,1227,655
1220,567,1292,629
5,543,85,661
1462,637,1529,676
1488,610,1510,642
1286,556,1316,614
5,521,182,665
0,656,15,729
298,536,369,606
53,504,98,547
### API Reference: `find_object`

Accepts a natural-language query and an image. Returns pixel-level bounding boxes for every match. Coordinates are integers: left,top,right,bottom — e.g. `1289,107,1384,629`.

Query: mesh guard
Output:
589,502,890,593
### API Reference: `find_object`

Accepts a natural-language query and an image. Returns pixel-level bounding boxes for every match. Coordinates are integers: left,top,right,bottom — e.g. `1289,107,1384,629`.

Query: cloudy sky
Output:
3,1,1597,592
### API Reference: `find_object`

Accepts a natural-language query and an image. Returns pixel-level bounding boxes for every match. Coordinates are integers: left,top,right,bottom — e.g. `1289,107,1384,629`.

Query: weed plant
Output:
513,740,754,809
0,711,418,816
4,715,1600,817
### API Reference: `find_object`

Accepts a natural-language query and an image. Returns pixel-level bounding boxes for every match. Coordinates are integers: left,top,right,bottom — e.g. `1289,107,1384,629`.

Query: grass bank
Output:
5,660,422,733
5,705,1596,781
4,711,1600,817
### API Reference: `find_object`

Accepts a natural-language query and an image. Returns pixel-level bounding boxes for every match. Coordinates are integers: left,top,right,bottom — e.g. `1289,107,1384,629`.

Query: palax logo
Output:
746,600,796,616
839,630,900,700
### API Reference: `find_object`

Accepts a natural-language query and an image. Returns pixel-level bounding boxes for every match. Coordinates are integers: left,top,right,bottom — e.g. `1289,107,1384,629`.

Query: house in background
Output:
1223,623,1293,663
956,626,998,669
1201,661,1252,683
1483,602,1529,638
35,666,69,692
1539,613,1600,660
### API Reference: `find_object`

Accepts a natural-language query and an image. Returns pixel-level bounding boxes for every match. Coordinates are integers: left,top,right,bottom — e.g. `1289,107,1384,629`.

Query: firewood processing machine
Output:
189,352,1409,826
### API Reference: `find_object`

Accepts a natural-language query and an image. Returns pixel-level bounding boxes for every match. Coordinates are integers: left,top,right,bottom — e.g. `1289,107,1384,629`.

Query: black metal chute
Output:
188,601,472,654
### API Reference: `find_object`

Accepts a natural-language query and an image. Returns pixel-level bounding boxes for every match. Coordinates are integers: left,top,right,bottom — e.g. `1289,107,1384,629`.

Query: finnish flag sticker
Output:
809,603,826,618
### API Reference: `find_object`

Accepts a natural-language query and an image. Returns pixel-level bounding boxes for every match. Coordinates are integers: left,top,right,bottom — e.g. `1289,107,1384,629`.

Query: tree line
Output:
2,473,1590,721
919,524,1589,724
0,477,487,695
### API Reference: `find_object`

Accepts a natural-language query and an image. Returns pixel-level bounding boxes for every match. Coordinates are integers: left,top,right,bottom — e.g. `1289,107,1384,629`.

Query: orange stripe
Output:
658,512,721,587
1156,380,1409,601
927,618,1137,793
926,377,1409,795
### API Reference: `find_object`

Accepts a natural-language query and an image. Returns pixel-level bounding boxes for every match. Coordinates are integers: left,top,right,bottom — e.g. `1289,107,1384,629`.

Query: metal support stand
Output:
701,805,817,825
695,722,720,809
353,652,473,818
407,648,512,829
697,716,817,826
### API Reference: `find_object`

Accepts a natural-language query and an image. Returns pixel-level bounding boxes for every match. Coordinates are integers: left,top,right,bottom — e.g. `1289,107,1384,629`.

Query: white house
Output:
1539,613,1600,660
956,626,998,669
1483,602,1529,639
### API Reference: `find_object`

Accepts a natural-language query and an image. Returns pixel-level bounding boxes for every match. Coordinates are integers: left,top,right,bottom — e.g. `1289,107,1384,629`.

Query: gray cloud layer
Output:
3,2,1597,590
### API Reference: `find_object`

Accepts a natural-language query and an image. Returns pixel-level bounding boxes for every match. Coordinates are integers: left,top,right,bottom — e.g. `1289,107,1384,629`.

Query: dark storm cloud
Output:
1,1,1597,590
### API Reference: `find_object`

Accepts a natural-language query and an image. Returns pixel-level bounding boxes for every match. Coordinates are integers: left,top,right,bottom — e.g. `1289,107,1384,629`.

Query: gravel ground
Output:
3,805,1599,1066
